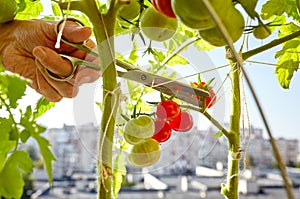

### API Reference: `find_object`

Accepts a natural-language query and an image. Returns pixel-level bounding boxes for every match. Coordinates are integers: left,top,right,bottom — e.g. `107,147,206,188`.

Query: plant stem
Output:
70,0,121,198
242,30,300,60
220,59,241,199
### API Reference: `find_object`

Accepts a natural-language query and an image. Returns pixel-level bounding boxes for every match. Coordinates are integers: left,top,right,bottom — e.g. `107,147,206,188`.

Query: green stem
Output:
220,59,241,199
242,30,300,60
65,0,121,198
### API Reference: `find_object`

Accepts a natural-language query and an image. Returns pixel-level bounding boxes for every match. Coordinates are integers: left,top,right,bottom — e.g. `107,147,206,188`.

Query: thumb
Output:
61,21,92,43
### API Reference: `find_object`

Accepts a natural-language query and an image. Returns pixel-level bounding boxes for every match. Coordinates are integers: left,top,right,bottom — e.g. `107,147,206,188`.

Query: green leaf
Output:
20,129,31,143
274,23,300,88
0,151,33,199
113,152,126,198
261,0,291,20
15,0,43,20
31,133,56,185
238,0,258,18
166,54,189,66
0,117,15,172
0,73,27,108
128,41,139,64
33,97,55,120
51,1,62,16
213,131,224,138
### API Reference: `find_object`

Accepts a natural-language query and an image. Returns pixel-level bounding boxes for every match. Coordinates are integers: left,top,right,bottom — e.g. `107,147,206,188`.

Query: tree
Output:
0,0,299,199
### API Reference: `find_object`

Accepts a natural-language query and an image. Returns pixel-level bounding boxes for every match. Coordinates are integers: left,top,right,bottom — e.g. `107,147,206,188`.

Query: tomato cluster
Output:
152,100,193,143
190,82,217,108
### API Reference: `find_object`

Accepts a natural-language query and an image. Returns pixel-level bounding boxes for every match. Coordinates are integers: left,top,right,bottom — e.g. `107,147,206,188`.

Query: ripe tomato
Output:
152,119,172,142
140,7,178,42
0,0,18,23
123,115,155,145
168,111,193,132
151,0,176,18
191,82,217,108
156,100,180,120
128,138,161,167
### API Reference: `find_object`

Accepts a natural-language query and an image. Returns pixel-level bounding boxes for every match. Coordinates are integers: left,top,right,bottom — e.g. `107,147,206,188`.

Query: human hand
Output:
0,20,100,102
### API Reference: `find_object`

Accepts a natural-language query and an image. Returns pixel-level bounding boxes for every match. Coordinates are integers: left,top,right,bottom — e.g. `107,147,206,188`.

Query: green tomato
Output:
123,115,155,145
0,0,18,23
199,6,245,47
171,0,231,30
140,7,178,42
253,25,272,39
128,138,161,167
118,0,141,21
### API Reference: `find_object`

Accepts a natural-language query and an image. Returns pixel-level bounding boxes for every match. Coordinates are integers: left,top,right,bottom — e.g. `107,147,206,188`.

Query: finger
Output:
35,66,63,102
36,59,79,98
33,46,74,78
75,67,101,86
60,20,92,44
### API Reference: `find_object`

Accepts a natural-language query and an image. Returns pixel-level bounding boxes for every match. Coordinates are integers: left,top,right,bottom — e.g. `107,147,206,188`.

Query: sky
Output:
18,0,300,141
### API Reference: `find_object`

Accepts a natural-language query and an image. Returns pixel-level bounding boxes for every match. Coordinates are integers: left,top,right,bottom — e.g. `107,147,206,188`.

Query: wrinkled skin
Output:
0,20,100,102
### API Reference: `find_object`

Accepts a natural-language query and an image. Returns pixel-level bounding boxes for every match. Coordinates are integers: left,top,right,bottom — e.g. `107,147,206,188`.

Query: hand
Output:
0,20,100,102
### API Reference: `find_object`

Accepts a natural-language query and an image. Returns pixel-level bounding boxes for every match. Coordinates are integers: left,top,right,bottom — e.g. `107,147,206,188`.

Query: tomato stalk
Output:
60,0,128,198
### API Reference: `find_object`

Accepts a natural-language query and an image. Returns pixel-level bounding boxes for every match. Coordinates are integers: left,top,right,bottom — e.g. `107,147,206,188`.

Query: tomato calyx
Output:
190,76,217,108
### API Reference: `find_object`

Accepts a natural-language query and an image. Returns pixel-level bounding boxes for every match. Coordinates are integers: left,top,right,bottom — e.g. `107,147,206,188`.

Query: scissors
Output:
45,18,211,107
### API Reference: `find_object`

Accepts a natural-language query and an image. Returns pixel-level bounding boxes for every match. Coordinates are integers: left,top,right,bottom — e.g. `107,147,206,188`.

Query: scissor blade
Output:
117,69,210,107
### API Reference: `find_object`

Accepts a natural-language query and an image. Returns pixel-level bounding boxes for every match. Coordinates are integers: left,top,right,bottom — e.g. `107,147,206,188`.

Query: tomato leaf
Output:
15,0,43,20
0,151,32,199
33,97,55,120
31,133,56,185
0,117,15,172
113,151,126,198
261,0,291,20
274,23,300,89
238,0,258,18
213,131,223,138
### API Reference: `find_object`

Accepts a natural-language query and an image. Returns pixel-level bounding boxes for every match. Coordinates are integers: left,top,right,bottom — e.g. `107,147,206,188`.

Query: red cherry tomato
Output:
152,119,172,142
191,82,217,108
151,0,176,18
156,100,180,120
168,111,193,132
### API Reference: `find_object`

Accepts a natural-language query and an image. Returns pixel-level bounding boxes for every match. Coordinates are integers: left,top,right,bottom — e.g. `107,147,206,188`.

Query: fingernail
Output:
33,48,46,60
77,76,91,85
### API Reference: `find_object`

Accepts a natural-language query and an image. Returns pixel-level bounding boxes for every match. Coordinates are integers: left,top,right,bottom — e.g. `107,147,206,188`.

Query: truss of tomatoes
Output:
152,100,194,143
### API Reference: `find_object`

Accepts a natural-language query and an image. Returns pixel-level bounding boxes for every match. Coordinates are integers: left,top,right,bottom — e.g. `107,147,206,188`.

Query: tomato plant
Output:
1,1,300,199
152,119,172,142
168,111,193,132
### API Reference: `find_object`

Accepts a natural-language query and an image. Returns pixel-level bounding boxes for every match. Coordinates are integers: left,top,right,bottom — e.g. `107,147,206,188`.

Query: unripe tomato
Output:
253,25,272,39
199,6,244,46
128,138,161,167
118,0,141,21
168,111,193,132
151,0,176,18
0,0,18,24
171,0,232,30
152,119,172,142
140,7,178,42
156,100,180,120
123,115,155,145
